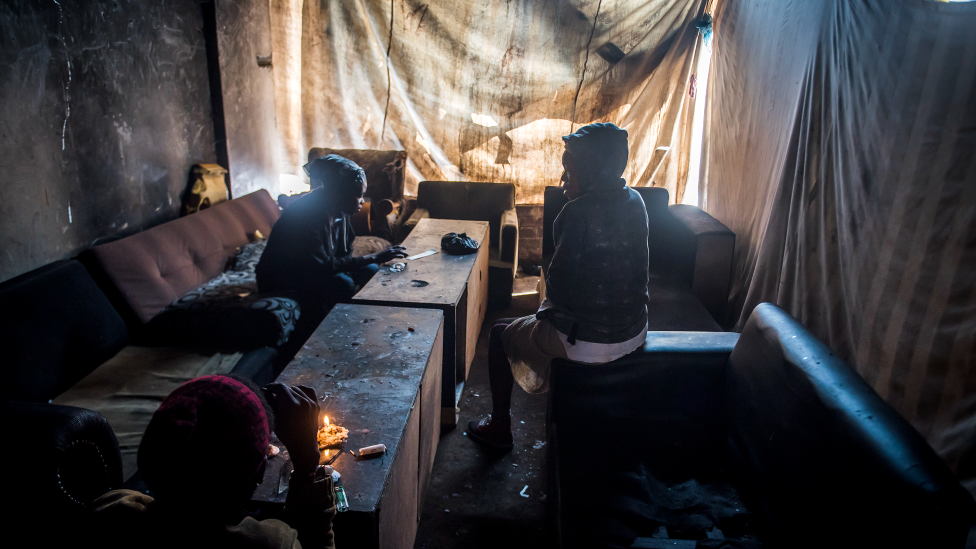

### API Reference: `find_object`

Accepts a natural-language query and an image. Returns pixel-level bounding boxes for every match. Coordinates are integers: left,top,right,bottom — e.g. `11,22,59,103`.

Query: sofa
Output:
547,303,976,548
80,189,298,350
404,181,519,309
541,186,735,331
0,258,279,546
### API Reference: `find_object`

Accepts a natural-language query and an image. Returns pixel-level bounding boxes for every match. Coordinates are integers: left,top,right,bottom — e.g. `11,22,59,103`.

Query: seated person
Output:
89,375,335,549
468,123,650,450
256,154,407,314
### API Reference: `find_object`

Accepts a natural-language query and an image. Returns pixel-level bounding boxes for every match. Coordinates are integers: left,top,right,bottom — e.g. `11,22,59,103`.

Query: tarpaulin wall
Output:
703,0,976,492
269,0,708,204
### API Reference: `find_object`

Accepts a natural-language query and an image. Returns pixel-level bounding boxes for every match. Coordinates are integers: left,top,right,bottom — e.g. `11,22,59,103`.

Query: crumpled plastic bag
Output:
441,232,480,255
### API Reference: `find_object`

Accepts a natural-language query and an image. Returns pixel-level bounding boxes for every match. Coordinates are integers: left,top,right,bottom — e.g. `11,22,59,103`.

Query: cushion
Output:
147,239,299,349
0,260,130,403
53,346,244,481
351,235,392,257
88,190,280,324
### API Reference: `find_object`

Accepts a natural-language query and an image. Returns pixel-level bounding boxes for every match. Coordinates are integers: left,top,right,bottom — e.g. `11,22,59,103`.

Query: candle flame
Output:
323,415,330,427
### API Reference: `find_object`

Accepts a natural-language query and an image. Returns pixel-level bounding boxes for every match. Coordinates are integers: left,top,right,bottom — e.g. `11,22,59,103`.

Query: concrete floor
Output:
414,275,553,549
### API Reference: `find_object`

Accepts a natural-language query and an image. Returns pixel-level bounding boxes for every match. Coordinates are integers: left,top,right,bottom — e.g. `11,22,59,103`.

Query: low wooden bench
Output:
251,304,444,549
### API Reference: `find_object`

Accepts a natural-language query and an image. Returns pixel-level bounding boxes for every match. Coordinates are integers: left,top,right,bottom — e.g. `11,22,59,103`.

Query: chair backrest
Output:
85,190,280,324
0,260,130,402
726,303,975,548
308,148,407,202
417,181,515,247
542,185,670,264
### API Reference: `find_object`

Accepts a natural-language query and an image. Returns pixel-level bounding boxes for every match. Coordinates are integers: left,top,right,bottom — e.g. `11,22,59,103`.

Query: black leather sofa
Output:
0,259,278,544
547,303,975,548
541,186,735,331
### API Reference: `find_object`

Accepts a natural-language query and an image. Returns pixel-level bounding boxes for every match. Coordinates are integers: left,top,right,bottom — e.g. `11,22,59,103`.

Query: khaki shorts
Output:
500,315,569,394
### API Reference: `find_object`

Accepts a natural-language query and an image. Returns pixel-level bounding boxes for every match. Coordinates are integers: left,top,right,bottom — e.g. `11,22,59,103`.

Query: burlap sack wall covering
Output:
268,0,708,204
702,0,976,494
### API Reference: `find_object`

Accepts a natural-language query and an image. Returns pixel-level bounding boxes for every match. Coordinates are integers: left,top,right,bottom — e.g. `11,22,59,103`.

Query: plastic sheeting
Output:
269,0,707,203
703,0,976,493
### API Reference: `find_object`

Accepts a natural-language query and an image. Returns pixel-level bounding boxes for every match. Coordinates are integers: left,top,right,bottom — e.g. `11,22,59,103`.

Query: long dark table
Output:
353,218,489,426
251,304,444,549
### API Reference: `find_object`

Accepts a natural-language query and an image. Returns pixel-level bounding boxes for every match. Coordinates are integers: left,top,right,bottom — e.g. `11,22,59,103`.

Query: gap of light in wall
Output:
279,174,310,196
683,37,713,207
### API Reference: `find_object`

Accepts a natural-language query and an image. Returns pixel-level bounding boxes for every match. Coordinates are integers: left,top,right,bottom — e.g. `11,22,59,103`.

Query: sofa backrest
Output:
417,181,515,248
308,148,407,202
542,185,670,263
667,205,734,322
86,190,280,324
726,303,974,548
0,260,130,402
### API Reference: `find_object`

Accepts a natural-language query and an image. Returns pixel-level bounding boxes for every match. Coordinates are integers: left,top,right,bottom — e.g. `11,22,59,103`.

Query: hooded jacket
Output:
536,123,649,344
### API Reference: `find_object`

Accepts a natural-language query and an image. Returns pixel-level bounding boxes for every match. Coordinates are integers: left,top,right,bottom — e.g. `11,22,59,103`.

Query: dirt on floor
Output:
414,278,553,549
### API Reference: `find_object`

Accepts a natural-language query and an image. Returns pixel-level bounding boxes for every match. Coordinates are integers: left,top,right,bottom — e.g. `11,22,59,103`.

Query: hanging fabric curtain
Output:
703,0,976,494
269,0,707,204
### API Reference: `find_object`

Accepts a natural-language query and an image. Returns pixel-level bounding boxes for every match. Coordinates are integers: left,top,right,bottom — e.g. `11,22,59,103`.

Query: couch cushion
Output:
52,346,245,481
88,190,280,324
0,260,130,403
146,239,300,349
726,303,975,548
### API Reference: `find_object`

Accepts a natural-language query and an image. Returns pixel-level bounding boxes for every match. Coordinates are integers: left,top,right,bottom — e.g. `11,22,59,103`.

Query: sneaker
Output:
467,415,514,450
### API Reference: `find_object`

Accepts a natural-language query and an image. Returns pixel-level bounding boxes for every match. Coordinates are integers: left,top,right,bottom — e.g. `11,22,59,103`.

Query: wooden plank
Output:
464,234,490,379
378,391,420,549
249,304,443,549
418,327,443,516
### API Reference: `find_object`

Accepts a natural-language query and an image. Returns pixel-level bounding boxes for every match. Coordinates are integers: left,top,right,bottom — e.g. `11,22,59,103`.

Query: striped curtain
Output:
704,0,976,492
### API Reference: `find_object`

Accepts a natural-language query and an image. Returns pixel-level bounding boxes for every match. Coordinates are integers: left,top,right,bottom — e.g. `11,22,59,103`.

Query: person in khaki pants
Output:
469,123,650,451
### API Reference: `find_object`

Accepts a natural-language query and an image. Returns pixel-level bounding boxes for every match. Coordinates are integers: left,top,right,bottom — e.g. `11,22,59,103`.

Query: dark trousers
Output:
325,263,379,305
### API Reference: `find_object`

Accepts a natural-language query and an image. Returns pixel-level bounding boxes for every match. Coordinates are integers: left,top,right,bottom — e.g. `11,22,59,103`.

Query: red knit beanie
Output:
137,375,270,504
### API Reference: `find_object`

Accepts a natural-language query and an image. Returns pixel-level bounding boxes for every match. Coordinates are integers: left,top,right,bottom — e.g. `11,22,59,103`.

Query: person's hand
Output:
263,383,321,475
369,245,408,264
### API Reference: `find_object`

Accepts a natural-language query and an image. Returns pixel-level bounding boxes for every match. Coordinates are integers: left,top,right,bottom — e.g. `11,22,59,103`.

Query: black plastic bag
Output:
441,232,480,255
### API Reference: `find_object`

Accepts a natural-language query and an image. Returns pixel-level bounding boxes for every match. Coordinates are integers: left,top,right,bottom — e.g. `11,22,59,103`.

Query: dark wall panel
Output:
0,0,216,283
216,0,280,198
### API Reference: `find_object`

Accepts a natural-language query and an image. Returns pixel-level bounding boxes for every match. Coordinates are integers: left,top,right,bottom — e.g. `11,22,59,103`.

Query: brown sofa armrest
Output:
403,207,430,236
667,205,735,324
498,207,519,270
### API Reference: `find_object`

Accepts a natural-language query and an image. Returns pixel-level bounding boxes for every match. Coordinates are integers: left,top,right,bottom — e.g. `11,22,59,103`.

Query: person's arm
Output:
264,384,336,549
545,202,587,311
310,221,407,274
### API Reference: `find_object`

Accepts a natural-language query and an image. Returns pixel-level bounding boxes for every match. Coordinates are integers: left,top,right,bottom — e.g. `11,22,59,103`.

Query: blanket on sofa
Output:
53,347,243,481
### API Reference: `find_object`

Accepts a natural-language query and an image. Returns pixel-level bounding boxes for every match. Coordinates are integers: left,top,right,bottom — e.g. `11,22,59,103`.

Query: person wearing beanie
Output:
256,154,407,315
469,122,650,450
89,375,336,549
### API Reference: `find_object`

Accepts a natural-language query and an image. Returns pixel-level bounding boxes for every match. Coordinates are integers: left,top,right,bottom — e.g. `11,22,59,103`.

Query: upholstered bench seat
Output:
53,346,273,481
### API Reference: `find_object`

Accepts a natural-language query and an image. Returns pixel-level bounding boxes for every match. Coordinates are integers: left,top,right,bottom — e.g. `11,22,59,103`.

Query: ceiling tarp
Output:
704,0,976,493
270,0,707,203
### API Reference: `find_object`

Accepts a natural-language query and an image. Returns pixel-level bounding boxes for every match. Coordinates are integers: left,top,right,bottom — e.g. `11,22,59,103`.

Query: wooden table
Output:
251,304,444,549
353,218,489,426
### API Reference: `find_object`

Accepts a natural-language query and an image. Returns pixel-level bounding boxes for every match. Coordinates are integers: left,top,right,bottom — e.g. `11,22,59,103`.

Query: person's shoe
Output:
467,415,514,450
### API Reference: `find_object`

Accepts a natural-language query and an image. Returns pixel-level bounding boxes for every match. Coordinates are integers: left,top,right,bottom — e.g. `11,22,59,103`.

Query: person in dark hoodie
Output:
256,155,407,314
89,375,337,549
468,122,649,450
